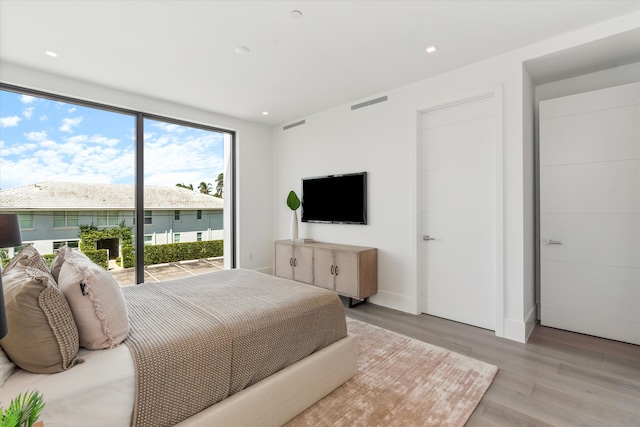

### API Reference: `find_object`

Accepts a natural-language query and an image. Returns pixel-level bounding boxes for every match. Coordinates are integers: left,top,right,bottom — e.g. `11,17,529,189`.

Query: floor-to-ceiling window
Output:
0,85,234,285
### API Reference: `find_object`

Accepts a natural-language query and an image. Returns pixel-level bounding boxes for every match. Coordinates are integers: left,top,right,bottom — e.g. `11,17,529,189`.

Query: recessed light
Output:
45,50,58,57
234,46,250,55
290,10,303,19
262,111,269,116
425,46,437,54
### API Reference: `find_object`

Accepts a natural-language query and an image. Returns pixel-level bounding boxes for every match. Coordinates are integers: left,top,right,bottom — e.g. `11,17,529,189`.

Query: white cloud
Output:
143,132,224,186
68,107,76,113
0,115,21,128
65,135,89,144
24,130,48,141
153,122,185,134
88,135,119,147
20,95,35,104
0,140,37,156
23,107,35,119
39,115,48,121
59,116,83,133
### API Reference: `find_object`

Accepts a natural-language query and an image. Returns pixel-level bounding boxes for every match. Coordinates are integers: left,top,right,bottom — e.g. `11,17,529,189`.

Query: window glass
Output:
0,88,136,284
1,87,233,283
144,117,226,272
53,212,65,228
18,212,33,229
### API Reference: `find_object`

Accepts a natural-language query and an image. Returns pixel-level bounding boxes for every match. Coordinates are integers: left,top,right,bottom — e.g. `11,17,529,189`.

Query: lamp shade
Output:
0,214,23,249
0,213,23,339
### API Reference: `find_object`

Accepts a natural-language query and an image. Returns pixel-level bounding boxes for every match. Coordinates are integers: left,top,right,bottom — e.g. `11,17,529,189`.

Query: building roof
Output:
0,181,224,210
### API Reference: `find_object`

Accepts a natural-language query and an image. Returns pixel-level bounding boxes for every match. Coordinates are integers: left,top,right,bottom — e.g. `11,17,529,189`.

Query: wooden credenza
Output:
274,240,377,306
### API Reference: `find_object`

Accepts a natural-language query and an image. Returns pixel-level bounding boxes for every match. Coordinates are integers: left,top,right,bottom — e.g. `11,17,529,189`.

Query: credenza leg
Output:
348,297,368,308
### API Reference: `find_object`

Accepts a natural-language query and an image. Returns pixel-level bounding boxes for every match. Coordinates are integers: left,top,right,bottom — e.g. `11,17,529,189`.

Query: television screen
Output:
301,172,367,224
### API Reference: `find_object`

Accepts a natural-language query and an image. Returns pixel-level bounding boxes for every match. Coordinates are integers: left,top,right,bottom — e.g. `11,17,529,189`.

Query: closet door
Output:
540,82,640,345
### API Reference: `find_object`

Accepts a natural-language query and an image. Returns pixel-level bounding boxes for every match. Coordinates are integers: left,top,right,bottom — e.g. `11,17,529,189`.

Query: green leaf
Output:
286,191,300,211
1,390,45,427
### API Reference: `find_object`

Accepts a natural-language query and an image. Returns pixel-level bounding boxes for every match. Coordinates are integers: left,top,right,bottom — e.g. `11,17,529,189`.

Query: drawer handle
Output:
335,266,339,276
290,257,293,266
293,258,297,267
331,265,334,275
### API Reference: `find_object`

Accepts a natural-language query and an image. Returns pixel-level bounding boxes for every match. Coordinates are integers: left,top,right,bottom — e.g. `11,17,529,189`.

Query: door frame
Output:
415,86,504,336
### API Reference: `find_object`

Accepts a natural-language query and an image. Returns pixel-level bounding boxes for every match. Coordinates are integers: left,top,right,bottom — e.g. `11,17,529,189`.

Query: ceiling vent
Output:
283,119,306,131
351,95,388,111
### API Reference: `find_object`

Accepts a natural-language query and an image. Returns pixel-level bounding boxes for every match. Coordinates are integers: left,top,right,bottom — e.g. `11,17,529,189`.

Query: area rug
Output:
285,318,497,427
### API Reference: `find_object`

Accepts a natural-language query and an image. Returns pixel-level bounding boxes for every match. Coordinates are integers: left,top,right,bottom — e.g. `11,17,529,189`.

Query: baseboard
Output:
502,306,537,343
503,318,528,343
524,304,537,342
369,290,419,315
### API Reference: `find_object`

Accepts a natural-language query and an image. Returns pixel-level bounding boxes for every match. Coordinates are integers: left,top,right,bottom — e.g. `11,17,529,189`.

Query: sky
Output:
0,89,225,191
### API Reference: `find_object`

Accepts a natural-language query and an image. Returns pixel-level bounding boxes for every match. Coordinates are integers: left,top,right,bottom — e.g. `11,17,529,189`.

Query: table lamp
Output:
0,214,23,339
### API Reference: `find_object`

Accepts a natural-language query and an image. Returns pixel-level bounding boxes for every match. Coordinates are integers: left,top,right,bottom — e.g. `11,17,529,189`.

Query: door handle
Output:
543,239,562,245
422,235,436,241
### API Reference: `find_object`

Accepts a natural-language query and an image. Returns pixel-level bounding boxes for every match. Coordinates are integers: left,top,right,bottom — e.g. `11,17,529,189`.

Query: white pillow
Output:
0,347,16,387
58,251,129,350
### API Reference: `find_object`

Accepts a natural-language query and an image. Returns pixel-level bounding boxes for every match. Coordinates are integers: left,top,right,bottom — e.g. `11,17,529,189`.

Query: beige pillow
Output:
3,244,50,278
0,246,81,374
49,245,72,283
58,252,129,350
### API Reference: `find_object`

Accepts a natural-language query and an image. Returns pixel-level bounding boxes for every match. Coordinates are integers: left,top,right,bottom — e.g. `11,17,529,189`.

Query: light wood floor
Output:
343,299,640,426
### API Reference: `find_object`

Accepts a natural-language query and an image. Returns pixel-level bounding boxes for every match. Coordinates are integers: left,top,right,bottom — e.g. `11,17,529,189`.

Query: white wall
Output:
0,62,274,273
272,12,639,342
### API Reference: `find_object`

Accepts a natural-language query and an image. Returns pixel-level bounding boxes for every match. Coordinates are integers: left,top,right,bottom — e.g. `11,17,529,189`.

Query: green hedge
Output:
2,240,222,270
143,240,223,265
81,249,109,269
118,244,135,269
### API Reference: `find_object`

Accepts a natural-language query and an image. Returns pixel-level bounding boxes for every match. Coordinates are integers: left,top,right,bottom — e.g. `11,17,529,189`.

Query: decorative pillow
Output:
49,244,72,283
0,245,81,374
2,244,50,277
0,347,15,387
58,250,129,350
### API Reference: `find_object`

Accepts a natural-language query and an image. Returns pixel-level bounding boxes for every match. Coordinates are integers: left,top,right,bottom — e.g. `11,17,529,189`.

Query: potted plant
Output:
287,191,301,241
1,390,45,427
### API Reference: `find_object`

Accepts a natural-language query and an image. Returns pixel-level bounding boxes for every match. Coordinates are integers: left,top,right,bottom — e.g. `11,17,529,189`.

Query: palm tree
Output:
198,181,213,195
176,183,193,190
214,173,224,198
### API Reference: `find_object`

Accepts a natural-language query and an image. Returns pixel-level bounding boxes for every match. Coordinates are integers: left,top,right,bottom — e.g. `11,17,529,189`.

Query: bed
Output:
0,246,358,427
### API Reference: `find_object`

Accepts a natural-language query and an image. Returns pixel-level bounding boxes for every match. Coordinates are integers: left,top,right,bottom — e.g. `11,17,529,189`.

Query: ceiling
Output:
1,1,638,126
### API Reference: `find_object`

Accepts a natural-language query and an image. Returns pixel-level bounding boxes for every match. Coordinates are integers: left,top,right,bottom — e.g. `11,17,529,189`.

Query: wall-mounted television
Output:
301,172,367,224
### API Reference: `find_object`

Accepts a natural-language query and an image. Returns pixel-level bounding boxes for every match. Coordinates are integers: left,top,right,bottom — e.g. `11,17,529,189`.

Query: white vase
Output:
290,210,298,241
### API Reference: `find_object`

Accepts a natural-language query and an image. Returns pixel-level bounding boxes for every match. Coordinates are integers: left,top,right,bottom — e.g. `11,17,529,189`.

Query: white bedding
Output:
1,335,359,427
0,345,135,427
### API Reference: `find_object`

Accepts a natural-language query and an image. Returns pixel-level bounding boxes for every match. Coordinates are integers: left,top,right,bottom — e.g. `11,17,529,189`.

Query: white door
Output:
540,82,640,345
419,94,498,330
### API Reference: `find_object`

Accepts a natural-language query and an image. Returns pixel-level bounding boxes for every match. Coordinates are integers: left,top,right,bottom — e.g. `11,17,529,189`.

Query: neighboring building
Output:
0,181,223,257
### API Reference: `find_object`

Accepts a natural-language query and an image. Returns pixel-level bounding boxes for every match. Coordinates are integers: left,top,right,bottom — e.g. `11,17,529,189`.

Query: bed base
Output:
176,333,358,427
